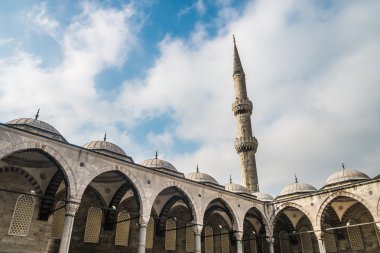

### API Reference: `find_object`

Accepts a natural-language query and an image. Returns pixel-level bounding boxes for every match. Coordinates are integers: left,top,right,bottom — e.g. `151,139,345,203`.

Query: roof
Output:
83,140,133,162
6,118,67,142
141,158,177,172
185,167,219,185
278,182,317,198
253,192,274,201
224,182,250,194
325,169,370,187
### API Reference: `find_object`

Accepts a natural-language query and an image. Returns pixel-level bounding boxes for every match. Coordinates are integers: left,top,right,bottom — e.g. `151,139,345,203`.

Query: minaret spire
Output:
231,36,259,193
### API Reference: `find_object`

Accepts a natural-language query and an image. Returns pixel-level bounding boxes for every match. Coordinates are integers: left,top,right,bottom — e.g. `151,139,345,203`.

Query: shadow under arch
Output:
202,197,238,231
0,143,75,198
315,191,377,229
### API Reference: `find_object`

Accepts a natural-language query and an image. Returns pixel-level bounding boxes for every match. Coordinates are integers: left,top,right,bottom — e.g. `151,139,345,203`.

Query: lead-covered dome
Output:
225,182,250,194
324,169,370,188
141,157,177,172
83,138,133,162
185,166,219,185
278,177,316,199
6,118,67,142
253,192,274,201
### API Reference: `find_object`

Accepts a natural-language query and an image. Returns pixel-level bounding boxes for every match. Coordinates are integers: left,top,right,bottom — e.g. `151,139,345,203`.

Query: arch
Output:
243,206,270,231
39,170,65,220
0,166,43,196
272,202,315,231
0,143,75,198
145,181,199,224
202,196,239,231
77,166,146,222
315,191,377,229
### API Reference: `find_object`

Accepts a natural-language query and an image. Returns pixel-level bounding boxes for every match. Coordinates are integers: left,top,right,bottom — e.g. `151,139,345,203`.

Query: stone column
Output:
194,225,202,253
316,231,326,253
267,237,275,253
58,201,80,253
138,222,148,253
235,231,243,253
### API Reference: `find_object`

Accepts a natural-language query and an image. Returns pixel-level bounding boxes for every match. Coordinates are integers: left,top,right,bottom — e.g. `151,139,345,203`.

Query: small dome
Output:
225,182,250,194
185,166,218,185
325,169,370,187
374,174,380,179
278,182,316,198
6,118,67,142
141,158,177,172
253,192,274,201
83,140,133,162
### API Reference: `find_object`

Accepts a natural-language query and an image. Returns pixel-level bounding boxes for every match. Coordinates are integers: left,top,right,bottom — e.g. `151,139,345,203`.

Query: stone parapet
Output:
234,136,258,153
232,99,252,116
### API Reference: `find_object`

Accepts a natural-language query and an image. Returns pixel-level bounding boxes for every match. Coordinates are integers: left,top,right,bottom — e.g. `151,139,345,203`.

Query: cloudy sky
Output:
0,0,379,196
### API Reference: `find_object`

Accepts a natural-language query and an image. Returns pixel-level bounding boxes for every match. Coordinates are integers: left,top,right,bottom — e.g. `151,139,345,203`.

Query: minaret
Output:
231,36,259,193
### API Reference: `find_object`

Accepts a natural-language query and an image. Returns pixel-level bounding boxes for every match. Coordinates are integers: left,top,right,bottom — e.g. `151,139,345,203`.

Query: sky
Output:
0,0,379,197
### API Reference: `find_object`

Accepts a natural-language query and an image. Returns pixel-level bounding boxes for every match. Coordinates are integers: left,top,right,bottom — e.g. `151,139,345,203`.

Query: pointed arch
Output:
202,196,239,231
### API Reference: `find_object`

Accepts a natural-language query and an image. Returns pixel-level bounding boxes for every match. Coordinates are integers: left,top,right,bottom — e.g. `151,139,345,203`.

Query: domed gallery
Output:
0,41,379,253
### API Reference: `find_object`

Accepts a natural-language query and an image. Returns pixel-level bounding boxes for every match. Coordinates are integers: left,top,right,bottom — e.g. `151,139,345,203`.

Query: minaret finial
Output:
233,35,244,75
103,132,107,142
196,164,199,173
35,109,40,120
229,174,232,183
341,161,345,170
294,174,298,183
155,150,158,159
233,34,236,45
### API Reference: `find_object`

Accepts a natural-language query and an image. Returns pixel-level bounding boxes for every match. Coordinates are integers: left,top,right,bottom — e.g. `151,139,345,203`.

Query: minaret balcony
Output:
232,99,253,116
234,136,258,153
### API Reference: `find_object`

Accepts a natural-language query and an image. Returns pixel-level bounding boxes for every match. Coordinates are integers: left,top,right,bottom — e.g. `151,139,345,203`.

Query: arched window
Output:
115,211,130,246
50,201,66,239
84,207,102,243
347,221,364,250
186,223,194,252
300,227,313,253
324,224,337,252
279,230,291,253
8,194,36,236
165,219,176,250
221,228,229,253
205,226,214,253
146,217,154,249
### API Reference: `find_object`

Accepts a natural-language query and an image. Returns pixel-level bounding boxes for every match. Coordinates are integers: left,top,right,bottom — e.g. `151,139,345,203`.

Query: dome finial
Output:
196,164,199,173
34,108,40,120
341,160,345,170
229,174,232,183
103,132,107,142
294,174,298,183
155,150,158,159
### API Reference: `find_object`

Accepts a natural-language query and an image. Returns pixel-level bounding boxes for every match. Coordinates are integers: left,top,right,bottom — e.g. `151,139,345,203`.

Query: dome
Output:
374,174,380,179
325,169,370,187
141,157,177,172
278,181,317,198
185,166,219,185
225,182,250,194
6,118,67,142
83,139,133,162
253,192,274,201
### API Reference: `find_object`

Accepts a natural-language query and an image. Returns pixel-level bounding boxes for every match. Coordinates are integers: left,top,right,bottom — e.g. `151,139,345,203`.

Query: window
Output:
50,201,66,239
221,228,229,253
8,194,36,236
250,234,257,253
165,219,176,250
84,207,102,243
279,230,291,253
115,211,130,246
324,225,337,253
347,221,364,250
186,223,194,252
146,217,154,249
205,226,214,253
300,227,313,253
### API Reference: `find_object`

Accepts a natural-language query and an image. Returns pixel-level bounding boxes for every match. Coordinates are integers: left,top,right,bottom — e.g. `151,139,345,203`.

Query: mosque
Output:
0,40,379,253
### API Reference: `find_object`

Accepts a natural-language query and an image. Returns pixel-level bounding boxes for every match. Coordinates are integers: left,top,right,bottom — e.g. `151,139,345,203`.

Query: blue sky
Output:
1,0,379,196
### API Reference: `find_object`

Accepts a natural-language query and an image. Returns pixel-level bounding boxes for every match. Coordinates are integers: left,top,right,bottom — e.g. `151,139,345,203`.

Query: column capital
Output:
65,201,80,216
315,230,324,240
266,236,275,244
193,224,203,234
234,231,243,241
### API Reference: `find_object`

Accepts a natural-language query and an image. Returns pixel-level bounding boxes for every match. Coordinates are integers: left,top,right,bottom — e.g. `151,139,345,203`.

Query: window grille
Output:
115,211,130,246
8,194,36,236
375,224,380,247
300,227,313,253
84,207,102,243
279,230,291,253
165,219,176,250
221,228,229,253
186,223,194,252
205,226,214,253
250,234,257,253
347,221,364,250
146,217,154,249
50,201,66,239
324,225,337,252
